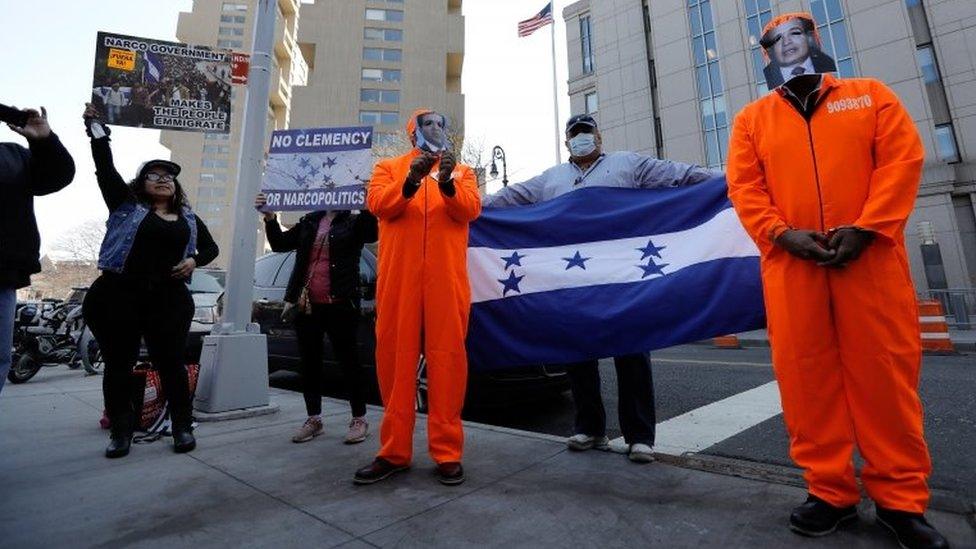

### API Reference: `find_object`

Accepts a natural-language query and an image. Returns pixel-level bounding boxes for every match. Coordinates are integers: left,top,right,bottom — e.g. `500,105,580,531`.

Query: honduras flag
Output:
142,51,164,84
466,177,765,370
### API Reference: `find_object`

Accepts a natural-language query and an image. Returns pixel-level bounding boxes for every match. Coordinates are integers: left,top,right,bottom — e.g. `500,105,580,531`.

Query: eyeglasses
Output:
145,173,175,182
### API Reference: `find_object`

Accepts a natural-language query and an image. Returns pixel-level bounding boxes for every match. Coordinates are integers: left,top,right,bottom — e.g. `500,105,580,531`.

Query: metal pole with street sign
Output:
194,0,278,418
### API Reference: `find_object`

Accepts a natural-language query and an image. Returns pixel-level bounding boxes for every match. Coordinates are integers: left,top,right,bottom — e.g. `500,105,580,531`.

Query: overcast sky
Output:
0,0,572,254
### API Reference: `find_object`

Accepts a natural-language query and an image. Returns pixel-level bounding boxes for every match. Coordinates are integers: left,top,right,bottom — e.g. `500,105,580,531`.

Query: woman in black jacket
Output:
254,192,377,444
82,104,219,458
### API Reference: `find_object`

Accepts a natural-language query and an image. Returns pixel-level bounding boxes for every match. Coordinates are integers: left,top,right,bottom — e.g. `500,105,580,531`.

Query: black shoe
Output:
435,462,465,486
876,507,950,549
789,494,858,537
105,434,132,458
172,429,196,454
353,458,409,485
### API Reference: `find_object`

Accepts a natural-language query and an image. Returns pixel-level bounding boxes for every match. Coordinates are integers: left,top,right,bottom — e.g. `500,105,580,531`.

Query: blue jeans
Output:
0,287,16,395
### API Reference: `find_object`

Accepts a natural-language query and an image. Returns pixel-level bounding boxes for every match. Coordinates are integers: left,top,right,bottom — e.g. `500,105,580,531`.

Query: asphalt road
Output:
271,344,976,505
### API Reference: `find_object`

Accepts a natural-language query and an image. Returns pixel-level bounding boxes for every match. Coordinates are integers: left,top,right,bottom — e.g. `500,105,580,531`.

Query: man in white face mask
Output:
483,115,717,463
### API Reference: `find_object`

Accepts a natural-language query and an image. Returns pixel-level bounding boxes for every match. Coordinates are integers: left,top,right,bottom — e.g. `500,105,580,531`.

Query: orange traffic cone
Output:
918,300,955,354
713,335,741,349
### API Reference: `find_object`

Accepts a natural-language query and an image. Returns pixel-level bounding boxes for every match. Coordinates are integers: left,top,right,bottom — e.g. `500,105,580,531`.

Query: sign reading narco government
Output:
260,126,374,212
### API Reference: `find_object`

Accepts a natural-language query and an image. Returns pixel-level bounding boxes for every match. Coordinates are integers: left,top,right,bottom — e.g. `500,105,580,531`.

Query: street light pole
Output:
193,0,278,418
490,145,508,187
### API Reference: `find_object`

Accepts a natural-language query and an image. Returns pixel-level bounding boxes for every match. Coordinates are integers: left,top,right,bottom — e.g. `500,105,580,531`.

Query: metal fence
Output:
926,289,975,330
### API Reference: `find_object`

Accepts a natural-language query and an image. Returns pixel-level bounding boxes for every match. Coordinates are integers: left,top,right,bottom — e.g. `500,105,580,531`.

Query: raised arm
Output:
482,172,548,207
442,165,482,223
263,215,302,252
366,159,412,220
632,152,717,189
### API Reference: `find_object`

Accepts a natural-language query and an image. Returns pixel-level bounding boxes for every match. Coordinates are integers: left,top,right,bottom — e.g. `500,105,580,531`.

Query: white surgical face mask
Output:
568,133,596,157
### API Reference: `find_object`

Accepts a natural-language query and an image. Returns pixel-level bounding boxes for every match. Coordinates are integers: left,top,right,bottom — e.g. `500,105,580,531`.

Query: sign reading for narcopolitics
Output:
91,32,233,133
260,127,374,212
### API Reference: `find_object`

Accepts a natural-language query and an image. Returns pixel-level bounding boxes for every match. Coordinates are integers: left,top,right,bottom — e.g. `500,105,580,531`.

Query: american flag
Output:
518,2,553,37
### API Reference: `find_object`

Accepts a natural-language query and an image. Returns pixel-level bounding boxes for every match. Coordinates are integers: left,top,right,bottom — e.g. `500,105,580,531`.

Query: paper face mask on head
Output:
759,12,838,90
415,113,449,153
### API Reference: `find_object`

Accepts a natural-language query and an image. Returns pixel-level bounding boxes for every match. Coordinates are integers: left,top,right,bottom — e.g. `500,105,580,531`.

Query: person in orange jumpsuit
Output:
727,13,947,549
354,109,481,486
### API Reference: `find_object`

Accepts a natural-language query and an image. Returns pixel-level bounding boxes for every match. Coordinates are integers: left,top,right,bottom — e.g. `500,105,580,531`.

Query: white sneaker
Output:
343,416,369,444
567,433,610,451
628,443,655,463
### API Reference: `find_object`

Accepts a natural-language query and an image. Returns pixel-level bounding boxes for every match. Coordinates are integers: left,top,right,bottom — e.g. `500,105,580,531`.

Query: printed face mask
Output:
568,133,597,157
416,114,448,153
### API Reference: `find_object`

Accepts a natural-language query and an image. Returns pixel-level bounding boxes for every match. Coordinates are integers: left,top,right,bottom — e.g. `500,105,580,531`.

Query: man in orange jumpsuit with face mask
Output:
727,13,947,549
354,109,481,486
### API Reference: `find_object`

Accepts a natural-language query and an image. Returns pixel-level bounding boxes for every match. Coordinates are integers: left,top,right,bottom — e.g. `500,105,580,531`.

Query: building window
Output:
916,45,940,83
361,89,400,104
810,0,855,77
934,123,961,163
222,2,247,12
743,0,773,96
363,48,402,62
584,91,598,114
201,158,229,169
205,132,229,141
200,173,229,183
688,0,728,169
364,28,403,42
203,145,230,154
220,14,246,24
217,39,243,49
219,27,244,36
580,15,594,74
361,68,401,82
197,187,228,201
360,110,400,126
365,9,403,22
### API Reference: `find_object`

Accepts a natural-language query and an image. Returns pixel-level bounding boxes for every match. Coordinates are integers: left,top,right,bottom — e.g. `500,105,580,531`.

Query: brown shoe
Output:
435,462,465,486
353,458,409,485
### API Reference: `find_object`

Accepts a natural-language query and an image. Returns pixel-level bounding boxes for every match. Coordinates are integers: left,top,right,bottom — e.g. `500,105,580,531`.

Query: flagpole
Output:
550,15,562,165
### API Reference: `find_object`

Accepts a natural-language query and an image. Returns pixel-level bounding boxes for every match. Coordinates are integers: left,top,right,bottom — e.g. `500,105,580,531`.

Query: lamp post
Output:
489,145,508,187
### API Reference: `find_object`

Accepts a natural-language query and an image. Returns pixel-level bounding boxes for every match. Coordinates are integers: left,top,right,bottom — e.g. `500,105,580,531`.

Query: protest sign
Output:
261,126,374,212
91,31,233,133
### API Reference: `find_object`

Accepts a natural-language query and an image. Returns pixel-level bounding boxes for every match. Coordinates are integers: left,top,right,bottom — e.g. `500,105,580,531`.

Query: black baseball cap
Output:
565,114,597,134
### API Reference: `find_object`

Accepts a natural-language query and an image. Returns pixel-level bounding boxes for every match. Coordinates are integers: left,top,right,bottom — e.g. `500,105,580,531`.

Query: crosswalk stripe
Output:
609,381,783,456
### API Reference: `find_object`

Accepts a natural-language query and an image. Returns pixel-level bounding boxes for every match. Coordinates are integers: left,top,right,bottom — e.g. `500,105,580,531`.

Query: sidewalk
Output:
728,329,976,352
2,369,974,548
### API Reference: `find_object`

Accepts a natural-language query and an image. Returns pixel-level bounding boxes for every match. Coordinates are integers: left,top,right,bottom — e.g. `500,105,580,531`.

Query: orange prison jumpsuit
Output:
366,111,481,466
726,74,930,513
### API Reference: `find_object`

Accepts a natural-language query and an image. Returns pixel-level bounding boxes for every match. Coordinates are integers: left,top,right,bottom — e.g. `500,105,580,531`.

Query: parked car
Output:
250,250,570,411
186,270,225,362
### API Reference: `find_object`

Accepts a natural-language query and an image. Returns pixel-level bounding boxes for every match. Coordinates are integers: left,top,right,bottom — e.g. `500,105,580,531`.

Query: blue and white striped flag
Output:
142,51,164,84
466,177,766,370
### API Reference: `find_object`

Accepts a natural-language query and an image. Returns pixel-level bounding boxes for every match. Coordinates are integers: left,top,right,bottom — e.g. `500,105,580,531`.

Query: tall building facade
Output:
161,0,308,267
563,0,976,293
290,0,465,149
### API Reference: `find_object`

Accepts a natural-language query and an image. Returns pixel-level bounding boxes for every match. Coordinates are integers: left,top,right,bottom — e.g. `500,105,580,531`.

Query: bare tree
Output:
51,219,106,263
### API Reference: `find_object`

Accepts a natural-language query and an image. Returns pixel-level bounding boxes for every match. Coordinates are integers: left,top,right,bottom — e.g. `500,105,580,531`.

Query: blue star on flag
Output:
498,270,524,296
637,259,669,279
562,250,591,270
298,157,311,169
324,156,337,168
637,239,666,260
501,251,526,269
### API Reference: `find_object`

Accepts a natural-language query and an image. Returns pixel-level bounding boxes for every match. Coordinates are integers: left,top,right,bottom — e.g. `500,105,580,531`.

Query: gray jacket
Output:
483,151,718,207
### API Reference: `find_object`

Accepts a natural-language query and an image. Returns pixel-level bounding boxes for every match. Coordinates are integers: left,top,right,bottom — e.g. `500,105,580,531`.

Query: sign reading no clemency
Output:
260,126,374,212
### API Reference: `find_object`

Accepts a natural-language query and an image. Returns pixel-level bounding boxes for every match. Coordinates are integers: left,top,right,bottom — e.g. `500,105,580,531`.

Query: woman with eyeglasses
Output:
81,103,219,458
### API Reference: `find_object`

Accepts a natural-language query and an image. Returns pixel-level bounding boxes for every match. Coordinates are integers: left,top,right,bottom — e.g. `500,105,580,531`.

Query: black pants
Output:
83,273,194,434
294,301,366,417
567,353,655,446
